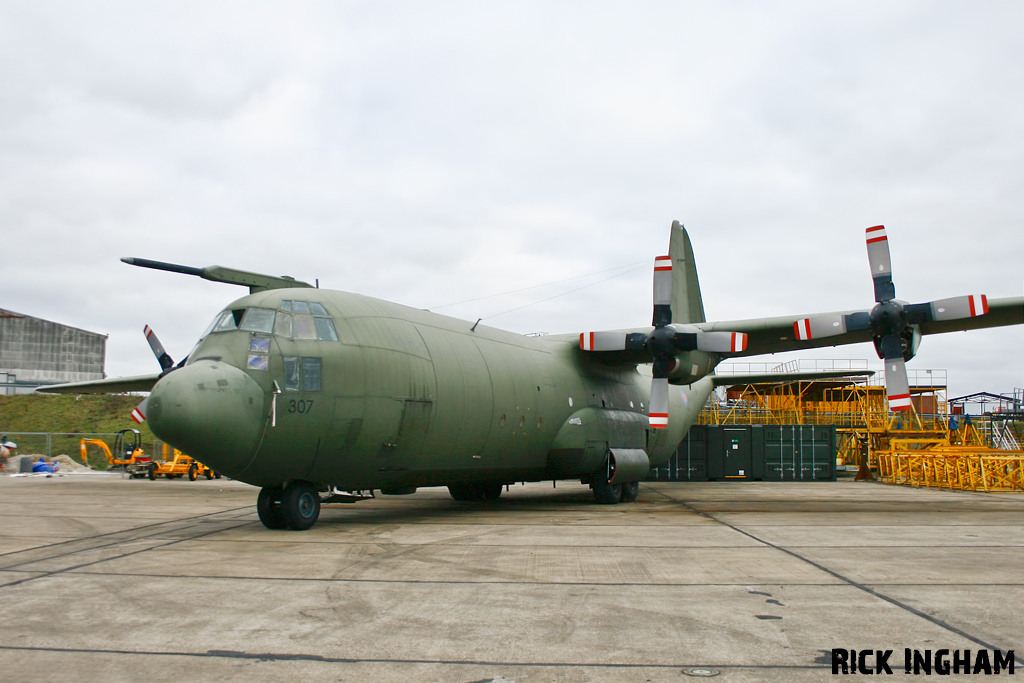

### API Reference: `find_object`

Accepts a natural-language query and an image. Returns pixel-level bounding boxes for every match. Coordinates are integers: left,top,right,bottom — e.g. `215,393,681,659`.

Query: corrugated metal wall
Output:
0,309,106,392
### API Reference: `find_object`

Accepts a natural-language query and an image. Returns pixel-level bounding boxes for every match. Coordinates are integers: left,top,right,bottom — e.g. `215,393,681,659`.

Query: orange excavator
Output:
79,429,154,478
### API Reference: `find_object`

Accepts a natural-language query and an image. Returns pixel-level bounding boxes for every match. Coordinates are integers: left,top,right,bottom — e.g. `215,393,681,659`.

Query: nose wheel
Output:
258,482,321,530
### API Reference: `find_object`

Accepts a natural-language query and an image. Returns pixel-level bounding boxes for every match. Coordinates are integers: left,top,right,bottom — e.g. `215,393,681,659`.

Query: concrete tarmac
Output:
0,474,1021,682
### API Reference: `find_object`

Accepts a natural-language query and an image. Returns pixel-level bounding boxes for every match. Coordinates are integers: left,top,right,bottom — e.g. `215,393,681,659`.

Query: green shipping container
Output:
648,425,836,482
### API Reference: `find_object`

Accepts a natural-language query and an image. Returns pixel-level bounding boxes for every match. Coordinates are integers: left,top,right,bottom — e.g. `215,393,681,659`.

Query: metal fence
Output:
0,431,170,469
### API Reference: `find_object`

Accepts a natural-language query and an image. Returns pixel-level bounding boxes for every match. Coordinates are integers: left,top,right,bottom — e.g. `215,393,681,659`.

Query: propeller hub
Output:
647,325,677,357
869,300,905,336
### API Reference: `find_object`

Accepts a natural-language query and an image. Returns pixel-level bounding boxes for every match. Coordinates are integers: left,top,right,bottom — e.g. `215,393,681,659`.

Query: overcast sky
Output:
3,1,1022,398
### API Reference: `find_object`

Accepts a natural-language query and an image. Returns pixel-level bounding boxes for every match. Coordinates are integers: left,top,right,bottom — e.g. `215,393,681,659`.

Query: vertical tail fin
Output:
668,220,706,324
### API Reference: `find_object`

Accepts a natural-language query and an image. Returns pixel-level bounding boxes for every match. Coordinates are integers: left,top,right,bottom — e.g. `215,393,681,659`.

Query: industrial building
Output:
0,308,106,394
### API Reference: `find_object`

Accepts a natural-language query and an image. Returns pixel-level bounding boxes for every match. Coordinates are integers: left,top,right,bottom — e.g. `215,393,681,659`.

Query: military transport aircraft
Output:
41,222,1023,531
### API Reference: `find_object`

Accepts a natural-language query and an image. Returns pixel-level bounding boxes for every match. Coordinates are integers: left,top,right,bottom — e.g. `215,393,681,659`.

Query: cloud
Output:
1,1,1021,396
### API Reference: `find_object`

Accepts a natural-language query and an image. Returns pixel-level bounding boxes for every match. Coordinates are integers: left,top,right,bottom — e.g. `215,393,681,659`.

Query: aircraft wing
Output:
697,296,1024,358
36,374,161,395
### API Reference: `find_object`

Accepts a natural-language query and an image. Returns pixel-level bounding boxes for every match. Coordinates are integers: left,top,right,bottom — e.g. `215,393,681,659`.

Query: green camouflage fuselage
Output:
147,288,711,490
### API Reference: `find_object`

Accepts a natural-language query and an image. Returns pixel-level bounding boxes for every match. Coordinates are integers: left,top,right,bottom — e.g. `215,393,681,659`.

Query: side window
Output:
247,337,270,371
284,357,321,392
284,357,300,391
302,358,322,392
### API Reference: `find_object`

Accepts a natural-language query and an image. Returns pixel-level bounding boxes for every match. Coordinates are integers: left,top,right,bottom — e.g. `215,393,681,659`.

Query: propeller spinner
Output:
794,226,989,412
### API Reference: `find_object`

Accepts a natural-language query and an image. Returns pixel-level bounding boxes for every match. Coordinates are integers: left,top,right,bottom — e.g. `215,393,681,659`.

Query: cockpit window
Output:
314,318,339,341
274,311,293,337
239,308,276,333
273,301,338,341
293,315,317,340
210,310,240,333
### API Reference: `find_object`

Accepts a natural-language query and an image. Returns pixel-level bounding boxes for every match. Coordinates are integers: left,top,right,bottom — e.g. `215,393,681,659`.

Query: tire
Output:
448,484,478,501
280,481,321,531
188,464,197,481
205,470,213,480
257,487,288,530
479,482,503,500
214,473,221,479
621,481,639,502
165,473,175,480
590,463,622,505
148,465,157,480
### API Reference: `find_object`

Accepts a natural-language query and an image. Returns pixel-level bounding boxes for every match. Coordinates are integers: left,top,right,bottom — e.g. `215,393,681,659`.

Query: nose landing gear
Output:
257,481,321,530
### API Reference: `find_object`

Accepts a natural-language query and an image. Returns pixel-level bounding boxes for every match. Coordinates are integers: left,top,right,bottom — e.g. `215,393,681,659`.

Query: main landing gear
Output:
589,461,640,505
257,481,321,530
447,482,503,501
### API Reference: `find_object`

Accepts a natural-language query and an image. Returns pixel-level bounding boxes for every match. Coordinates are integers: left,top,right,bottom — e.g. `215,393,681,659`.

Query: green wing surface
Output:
36,374,161,395
698,296,1024,358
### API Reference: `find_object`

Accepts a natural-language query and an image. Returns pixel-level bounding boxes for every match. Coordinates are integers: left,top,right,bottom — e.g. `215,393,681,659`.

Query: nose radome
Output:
147,360,267,474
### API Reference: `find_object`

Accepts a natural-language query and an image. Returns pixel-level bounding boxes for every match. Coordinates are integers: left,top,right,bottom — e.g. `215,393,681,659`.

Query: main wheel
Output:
280,481,321,531
448,484,478,501
148,465,157,480
590,465,622,505
621,480,640,502
257,487,288,529
188,464,197,481
479,482,503,500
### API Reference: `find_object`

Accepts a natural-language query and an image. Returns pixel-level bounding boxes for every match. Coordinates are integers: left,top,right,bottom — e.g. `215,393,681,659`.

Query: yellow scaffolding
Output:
707,363,1022,492
703,371,951,468
876,439,1024,492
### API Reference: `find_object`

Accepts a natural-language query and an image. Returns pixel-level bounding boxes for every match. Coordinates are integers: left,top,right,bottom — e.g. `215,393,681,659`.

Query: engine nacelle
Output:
666,350,718,385
873,324,921,362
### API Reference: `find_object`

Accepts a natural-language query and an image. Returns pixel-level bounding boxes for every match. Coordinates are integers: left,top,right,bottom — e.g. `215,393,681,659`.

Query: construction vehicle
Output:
79,429,154,477
148,449,219,480
149,449,193,479
188,460,219,481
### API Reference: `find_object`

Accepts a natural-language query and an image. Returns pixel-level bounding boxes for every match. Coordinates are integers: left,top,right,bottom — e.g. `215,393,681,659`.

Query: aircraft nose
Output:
147,360,266,473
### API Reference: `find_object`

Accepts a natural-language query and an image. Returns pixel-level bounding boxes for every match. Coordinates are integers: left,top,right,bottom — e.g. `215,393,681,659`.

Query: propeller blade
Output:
929,294,989,321
579,332,646,351
649,377,669,429
131,396,149,424
144,325,175,371
794,314,846,340
865,225,895,302
652,255,672,327
883,357,912,412
665,331,748,353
